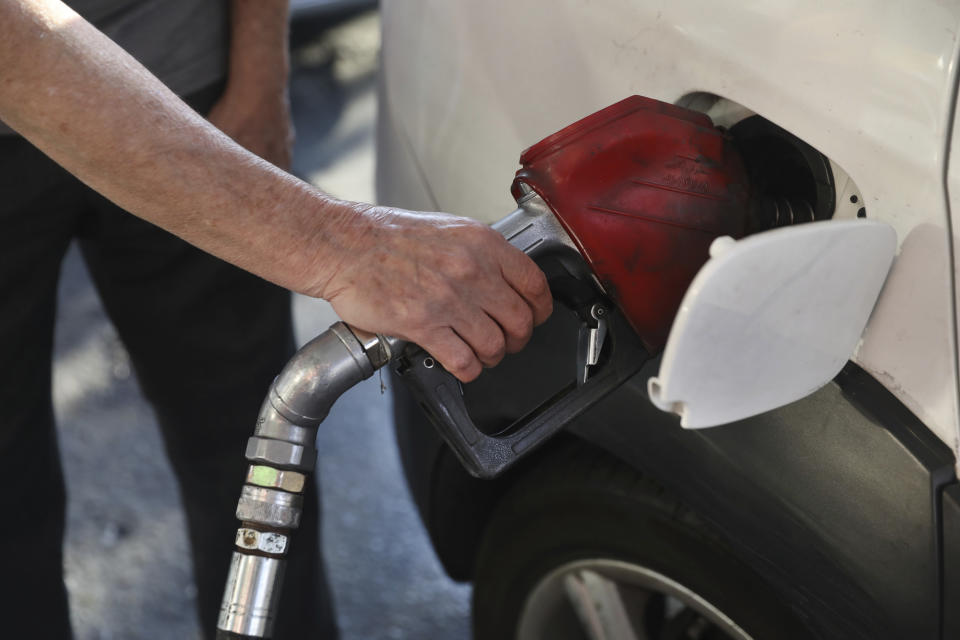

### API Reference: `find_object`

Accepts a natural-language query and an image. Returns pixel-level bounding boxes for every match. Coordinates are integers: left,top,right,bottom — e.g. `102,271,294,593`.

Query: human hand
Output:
207,83,294,170
310,205,553,382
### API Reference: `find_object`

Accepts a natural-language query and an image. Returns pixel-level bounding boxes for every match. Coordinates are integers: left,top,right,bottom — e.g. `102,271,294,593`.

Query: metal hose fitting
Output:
216,322,402,639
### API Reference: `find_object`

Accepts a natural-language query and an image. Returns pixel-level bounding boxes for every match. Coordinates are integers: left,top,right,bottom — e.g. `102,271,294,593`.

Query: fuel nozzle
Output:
215,192,645,637
213,193,576,638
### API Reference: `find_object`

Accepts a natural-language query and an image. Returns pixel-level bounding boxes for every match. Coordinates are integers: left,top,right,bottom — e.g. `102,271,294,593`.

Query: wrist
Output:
293,193,378,299
223,66,288,104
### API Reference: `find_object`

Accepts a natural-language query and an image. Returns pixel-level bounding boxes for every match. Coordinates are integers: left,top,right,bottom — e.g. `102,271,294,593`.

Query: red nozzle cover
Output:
513,96,750,351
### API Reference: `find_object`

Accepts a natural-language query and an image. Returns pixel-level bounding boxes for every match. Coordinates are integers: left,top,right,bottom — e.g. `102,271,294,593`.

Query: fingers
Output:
455,311,507,368
408,290,528,382
410,311,510,383
410,230,551,377
482,286,534,354
446,230,550,362
496,241,553,326
414,327,483,383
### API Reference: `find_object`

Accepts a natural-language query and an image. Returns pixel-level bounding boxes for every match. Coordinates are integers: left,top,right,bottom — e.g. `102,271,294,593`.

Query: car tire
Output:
471,441,811,640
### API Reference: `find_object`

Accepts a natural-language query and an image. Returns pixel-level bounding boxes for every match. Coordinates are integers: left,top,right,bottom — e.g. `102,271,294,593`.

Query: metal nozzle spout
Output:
217,322,402,638
217,552,285,638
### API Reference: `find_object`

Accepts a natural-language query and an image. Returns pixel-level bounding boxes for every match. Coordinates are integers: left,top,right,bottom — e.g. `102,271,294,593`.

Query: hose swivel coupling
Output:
216,322,402,639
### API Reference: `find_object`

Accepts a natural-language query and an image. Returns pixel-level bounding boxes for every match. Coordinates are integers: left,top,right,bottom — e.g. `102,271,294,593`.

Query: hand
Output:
207,84,294,170
312,205,553,382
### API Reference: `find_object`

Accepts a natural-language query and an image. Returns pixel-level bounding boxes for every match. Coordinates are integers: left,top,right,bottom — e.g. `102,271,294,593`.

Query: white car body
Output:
378,0,960,471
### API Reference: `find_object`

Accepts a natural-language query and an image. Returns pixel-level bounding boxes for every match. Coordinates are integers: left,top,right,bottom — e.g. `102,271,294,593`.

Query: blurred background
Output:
53,5,472,639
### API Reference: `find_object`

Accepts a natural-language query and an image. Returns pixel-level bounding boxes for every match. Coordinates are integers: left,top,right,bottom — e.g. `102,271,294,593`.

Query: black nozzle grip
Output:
397,309,647,478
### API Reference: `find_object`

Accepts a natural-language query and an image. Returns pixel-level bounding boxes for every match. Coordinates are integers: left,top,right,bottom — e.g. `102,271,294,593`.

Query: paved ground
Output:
53,11,471,639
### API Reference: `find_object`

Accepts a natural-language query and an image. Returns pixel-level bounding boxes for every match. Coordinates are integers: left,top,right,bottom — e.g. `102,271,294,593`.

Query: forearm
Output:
208,0,294,168
0,0,553,382
225,0,290,96
0,0,342,294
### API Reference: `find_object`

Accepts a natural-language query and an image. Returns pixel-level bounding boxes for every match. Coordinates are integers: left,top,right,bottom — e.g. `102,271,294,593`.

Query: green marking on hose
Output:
249,465,279,487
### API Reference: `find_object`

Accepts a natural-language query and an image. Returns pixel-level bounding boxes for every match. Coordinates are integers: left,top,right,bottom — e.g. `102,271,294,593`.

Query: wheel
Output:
472,442,811,640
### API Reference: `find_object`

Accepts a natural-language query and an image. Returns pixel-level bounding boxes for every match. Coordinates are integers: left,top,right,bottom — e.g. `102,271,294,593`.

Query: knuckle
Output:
438,284,462,310
421,276,459,311
482,225,505,245
510,334,532,353
454,256,479,281
528,268,550,297
459,362,483,383
517,298,535,327
514,320,534,346
447,350,476,375
401,302,430,328
505,307,533,343
467,225,504,254
442,248,479,281
480,332,506,360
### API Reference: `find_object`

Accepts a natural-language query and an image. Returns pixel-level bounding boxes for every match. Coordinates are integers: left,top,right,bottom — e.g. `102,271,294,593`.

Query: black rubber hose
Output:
215,630,262,640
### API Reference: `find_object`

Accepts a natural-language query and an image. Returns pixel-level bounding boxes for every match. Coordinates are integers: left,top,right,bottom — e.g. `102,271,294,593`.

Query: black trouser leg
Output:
0,137,82,640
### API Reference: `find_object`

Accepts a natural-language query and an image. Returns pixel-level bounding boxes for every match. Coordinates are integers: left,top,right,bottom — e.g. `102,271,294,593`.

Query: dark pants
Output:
0,84,338,639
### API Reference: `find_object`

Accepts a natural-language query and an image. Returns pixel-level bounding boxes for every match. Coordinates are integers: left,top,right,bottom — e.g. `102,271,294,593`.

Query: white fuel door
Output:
648,220,897,428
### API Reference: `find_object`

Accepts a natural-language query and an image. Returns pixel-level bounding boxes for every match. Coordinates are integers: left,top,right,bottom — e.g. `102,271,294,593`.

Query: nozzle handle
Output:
395,307,647,478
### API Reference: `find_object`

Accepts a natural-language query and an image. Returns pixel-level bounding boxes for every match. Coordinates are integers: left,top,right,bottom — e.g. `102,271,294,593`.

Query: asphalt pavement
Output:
53,11,471,639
